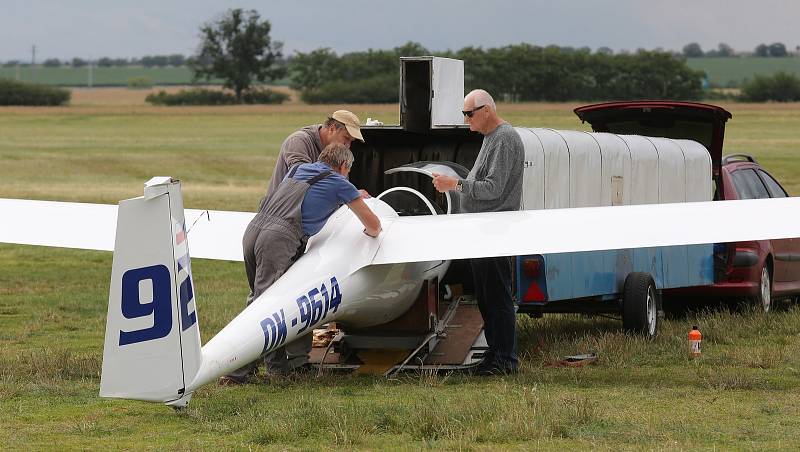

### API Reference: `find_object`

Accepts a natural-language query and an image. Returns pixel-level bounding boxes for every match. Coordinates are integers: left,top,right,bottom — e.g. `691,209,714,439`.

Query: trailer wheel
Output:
622,272,658,338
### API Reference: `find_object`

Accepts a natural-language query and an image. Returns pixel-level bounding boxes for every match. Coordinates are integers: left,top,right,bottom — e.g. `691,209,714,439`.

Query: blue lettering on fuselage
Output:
259,276,343,351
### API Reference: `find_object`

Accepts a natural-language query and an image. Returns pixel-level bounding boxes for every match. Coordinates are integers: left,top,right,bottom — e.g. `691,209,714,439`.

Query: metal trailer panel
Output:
536,244,715,303
528,128,570,209
542,253,573,300
676,139,715,286
648,137,691,288
555,130,602,208
649,137,687,203
594,132,632,207
516,128,545,210
620,135,659,205
676,139,714,202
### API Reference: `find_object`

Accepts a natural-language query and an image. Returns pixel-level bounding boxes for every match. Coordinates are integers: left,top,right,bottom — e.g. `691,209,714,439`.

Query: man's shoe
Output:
471,361,518,377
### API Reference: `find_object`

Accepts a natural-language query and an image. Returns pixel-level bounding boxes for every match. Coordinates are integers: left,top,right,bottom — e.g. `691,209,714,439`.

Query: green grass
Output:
687,57,800,87
0,66,292,87
0,66,223,87
1,102,800,449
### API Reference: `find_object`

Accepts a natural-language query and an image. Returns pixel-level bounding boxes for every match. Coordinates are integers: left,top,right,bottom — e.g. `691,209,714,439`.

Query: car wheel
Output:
752,266,772,313
622,272,658,338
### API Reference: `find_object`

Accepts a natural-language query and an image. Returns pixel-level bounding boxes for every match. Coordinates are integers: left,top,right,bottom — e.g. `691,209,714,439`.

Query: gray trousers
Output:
226,218,311,380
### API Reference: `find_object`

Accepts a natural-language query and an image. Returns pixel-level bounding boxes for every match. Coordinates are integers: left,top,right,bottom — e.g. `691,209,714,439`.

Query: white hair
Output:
466,89,496,111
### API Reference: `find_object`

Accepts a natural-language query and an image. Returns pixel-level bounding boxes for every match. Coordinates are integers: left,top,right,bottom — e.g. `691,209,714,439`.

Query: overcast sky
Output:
2,0,799,61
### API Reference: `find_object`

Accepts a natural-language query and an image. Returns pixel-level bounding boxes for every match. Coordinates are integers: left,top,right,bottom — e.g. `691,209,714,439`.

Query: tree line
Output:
2,54,191,68
682,42,794,58
288,43,704,103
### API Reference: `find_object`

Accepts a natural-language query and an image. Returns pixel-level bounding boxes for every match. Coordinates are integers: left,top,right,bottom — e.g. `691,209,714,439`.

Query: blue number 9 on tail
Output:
119,264,173,345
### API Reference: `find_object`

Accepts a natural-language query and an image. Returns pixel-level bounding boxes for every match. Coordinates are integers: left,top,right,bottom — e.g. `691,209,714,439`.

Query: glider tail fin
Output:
99,178,202,406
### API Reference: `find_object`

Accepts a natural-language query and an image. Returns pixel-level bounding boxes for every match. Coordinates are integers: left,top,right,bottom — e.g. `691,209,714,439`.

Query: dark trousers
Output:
470,256,518,370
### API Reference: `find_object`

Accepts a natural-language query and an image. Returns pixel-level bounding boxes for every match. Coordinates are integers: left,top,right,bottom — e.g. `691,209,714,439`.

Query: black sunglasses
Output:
462,105,485,118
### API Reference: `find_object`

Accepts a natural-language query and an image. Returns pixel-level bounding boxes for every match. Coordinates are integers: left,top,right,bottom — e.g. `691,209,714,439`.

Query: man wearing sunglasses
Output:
432,89,524,376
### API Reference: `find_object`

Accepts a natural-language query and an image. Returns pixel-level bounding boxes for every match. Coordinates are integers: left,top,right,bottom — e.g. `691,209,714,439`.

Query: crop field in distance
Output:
1,92,799,449
687,56,800,86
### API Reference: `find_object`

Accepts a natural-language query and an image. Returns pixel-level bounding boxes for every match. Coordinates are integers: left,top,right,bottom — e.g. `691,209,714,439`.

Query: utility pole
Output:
88,56,93,88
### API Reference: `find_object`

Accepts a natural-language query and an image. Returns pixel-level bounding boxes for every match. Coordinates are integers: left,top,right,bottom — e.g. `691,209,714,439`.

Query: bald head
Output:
465,89,496,112
463,89,502,135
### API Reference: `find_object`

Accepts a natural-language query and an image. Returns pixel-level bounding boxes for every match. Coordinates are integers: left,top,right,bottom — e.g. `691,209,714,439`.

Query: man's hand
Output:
358,189,371,199
432,173,459,193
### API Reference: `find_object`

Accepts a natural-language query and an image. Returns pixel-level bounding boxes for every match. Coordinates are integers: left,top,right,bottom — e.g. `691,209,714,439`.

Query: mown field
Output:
687,56,800,87
0,66,223,87
1,94,800,449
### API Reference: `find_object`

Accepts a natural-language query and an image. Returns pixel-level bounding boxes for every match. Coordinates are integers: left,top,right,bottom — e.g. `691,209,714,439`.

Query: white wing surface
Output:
372,197,800,265
4,196,800,265
0,198,254,261
0,199,118,252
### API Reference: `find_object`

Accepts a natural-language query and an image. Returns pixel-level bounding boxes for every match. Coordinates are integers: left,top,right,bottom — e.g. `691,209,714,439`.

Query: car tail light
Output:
732,248,759,267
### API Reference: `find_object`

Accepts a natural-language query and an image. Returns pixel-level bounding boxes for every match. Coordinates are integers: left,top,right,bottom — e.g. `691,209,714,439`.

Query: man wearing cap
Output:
221,143,382,385
266,110,366,196
221,112,369,384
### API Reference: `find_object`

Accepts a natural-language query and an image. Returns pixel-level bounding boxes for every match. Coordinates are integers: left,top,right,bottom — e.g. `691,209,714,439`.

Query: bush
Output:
241,88,289,104
127,76,154,89
145,87,288,106
301,74,397,104
740,72,800,102
0,79,70,106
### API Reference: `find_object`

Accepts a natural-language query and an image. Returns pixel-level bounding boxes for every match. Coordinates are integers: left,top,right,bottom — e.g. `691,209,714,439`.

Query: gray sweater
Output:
458,123,524,213
266,124,324,196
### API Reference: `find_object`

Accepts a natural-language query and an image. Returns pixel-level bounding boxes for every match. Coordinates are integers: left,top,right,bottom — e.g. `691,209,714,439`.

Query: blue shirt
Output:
289,162,360,236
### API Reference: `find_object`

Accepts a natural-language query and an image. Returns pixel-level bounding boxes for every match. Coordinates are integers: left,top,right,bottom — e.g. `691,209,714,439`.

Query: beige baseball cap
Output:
331,110,364,142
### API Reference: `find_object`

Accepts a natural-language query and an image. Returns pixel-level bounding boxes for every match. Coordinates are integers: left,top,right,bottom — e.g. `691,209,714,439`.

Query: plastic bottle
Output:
688,325,702,358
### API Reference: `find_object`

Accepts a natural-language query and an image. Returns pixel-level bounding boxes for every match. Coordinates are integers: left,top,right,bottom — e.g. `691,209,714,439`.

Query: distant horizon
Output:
3,0,798,62
2,43,797,65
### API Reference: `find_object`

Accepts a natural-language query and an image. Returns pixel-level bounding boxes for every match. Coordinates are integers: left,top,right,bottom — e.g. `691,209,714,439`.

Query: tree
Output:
754,43,769,57
682,42,704,58
288,48,338,91
768,42,787,57
42,58,61,67
191,9,285,102
71,57,88,67
741,72,800,101
167,54,186,66
716,43,734,57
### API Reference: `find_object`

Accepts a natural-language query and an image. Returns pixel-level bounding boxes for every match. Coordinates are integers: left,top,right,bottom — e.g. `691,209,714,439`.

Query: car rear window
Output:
731,169,770,199
757,170,788,198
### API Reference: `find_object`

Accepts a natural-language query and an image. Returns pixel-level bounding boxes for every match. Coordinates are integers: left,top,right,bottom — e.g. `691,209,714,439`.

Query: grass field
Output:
687,57,800,87
0,66,225,87
1,94,800,449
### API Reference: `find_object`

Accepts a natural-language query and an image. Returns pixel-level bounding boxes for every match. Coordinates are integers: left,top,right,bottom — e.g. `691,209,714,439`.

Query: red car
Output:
574,101,800,311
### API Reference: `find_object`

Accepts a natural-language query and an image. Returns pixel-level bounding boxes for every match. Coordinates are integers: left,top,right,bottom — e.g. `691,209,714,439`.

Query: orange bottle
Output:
688,325,702,358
